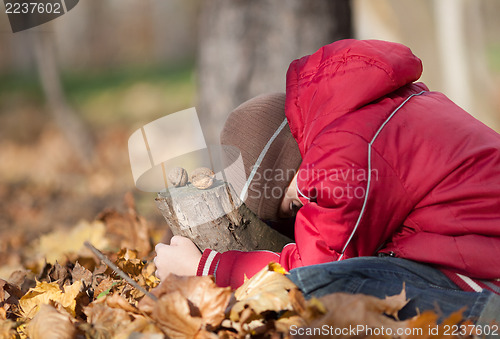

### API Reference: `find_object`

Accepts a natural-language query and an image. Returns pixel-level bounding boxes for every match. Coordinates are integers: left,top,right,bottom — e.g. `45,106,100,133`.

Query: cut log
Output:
155,180,292,253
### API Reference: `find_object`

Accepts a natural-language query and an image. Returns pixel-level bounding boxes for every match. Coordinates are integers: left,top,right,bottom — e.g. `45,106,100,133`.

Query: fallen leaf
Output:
275,314,308,334
0,319,17,339
32,220,109,265
71,262,93,286
44,262,71,288
97,193,152,257
19,280,82,319
140,261,160,289
0,278,23,316
140,274,231,327
0,280,5,302
405,309,468,339
83,301,133,338
7,270,36,295
104,293,141,314
406,310,439,339
145,290,204,338
231,263,297,322
116,248,145,277
289,288,326,322
91,263,112,292
382,284,409,320
305,290,410,338
139,275,231,338
94,277,117,299
113,315,164,339
27,304,76,339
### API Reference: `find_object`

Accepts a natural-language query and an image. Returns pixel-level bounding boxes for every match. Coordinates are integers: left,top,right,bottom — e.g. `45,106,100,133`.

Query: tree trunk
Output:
155,181,292,252
33,32,94,167
197,0,352,146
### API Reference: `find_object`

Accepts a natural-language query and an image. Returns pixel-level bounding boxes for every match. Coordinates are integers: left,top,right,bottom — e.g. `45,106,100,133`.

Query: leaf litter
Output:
0,196,473,338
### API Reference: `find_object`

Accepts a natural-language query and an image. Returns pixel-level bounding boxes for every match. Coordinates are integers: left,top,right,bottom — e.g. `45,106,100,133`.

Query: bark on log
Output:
155,181,292,253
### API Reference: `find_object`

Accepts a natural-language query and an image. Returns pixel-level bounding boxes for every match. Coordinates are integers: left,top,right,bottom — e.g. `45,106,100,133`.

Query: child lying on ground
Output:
154,39,500,325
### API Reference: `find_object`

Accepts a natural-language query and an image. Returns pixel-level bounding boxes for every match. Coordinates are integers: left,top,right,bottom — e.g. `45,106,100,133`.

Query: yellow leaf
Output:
115,248,145,277
230,263,297,322
19,280,82,319
234,263,296,301
268,262,288,275
33,220,109,264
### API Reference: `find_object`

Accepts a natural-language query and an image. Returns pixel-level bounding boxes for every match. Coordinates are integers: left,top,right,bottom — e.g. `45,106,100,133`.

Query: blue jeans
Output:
288,257,500,327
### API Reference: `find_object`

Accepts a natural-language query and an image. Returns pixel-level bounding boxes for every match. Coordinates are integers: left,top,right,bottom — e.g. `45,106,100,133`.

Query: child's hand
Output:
154,236,202,280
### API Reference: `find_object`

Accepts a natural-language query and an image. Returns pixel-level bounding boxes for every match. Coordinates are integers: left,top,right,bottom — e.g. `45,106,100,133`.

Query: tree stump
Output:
155,180,292,252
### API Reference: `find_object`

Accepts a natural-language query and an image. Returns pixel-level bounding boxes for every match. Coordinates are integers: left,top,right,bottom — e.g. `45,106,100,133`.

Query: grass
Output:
63,61,195,100
0,60,197,128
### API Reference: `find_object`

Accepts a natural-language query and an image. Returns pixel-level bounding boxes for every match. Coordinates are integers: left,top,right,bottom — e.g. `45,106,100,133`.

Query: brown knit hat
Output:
220,93,301,221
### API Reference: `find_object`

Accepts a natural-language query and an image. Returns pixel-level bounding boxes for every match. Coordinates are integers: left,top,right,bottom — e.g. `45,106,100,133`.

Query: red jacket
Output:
197,40,500,292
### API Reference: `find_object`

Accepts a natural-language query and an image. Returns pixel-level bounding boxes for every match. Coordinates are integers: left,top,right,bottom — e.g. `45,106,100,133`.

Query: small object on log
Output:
167,167,188,187
190,167,215,190
155,181,292,253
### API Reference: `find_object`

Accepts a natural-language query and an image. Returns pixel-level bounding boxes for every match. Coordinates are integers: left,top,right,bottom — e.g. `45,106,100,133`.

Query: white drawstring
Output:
239,118,288,201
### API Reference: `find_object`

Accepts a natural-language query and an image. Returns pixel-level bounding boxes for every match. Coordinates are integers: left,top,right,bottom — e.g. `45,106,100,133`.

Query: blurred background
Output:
0,0,499,265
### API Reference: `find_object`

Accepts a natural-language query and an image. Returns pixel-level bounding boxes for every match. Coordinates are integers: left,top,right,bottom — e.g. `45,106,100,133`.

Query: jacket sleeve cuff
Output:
196,249,221,277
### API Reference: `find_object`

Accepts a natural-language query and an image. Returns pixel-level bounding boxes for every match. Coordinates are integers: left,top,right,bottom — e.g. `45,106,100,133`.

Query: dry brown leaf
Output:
71,262,93,287
406,310,439,339
0,278,24,319
84,301,133,338
145,290,220,339
275,314,308,334
112,315,164,339
289,288,326,323
147,290,204,338
97,193,152,257
19,280,82,319
195,330,221,339
140,274,231,327
0,319,17,339
27,304,76,339
45,262,71,288
7,270,35,295
230,263,297,322
382,285,409,320
217,328,240,339
439,308,466,331
93,276,116,298
405,309,468,339
104,293,141,314
117,282,146,301
305,291,410,338
0,280,5,303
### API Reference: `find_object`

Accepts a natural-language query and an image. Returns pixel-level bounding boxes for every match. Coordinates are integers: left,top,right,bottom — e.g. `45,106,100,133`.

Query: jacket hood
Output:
285,39,423,155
